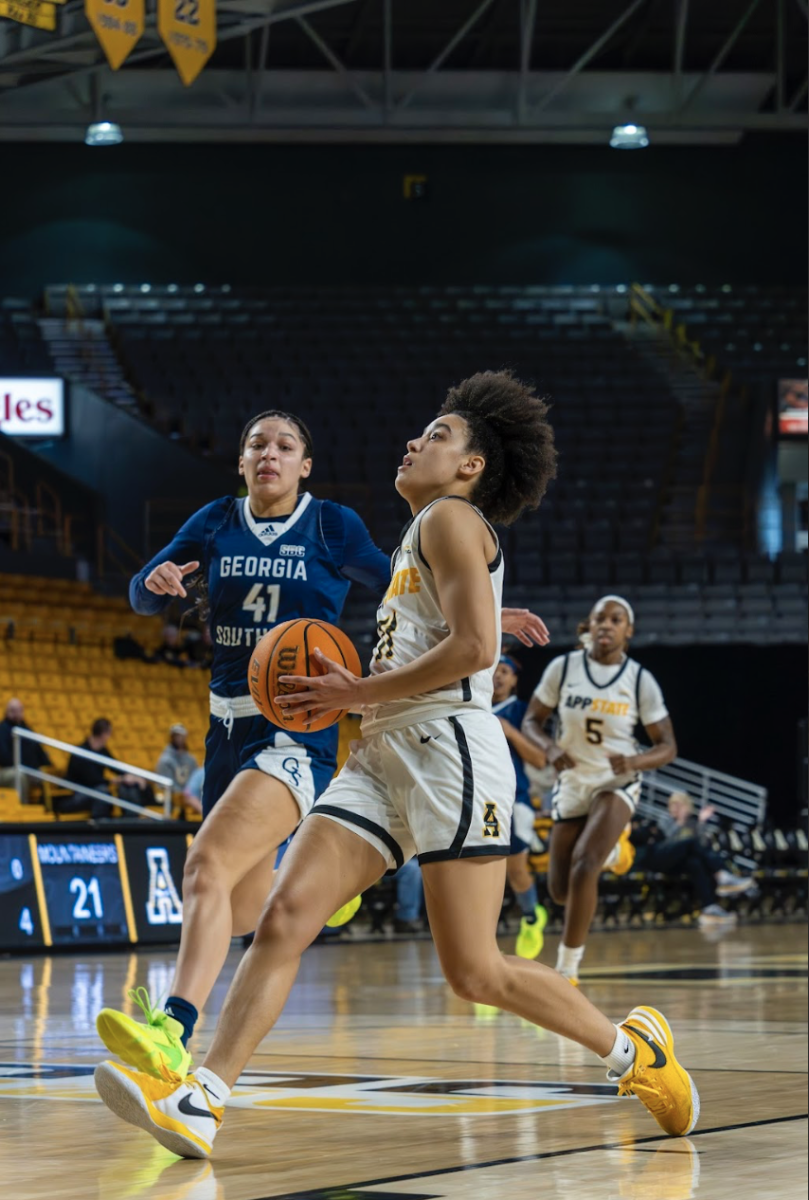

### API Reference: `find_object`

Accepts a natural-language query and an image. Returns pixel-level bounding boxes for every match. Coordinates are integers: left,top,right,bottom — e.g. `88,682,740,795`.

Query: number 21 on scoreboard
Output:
69,876,104,920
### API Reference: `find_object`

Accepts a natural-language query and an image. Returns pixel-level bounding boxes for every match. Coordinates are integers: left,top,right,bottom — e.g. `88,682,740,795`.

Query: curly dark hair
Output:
439,369,557,525
239,409,314,458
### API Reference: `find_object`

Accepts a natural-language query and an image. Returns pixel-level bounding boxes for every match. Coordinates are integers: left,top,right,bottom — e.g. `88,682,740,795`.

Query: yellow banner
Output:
158,0,217,87
0,0,56,30
85,0,145,71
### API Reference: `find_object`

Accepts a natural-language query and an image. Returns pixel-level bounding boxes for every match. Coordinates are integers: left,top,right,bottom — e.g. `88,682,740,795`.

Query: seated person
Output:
0,697,51,804
59,719,151,818
150,624,191,668
157,724,199,805
632,792,754,927
183,765,204,817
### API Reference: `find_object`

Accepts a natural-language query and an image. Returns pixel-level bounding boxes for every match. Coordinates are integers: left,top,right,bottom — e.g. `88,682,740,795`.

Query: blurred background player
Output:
522,596,677,985
492,652,549,960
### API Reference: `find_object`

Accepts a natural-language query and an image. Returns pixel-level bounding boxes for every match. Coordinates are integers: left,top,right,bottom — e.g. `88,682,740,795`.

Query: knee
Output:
443,958,502,1005
253,888,317,952
182,842,227,898
569,847,603,885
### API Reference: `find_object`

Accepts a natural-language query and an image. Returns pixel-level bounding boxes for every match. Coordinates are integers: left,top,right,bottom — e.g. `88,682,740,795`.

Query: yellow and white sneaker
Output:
515,904,548,961
612,1005,700,1137
96,988,193,1083
94,1061,223,1159
325,894,362,928
604,826,636,876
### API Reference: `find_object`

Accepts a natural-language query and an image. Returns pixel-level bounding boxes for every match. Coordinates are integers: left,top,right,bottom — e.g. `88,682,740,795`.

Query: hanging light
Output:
610,123,650,149
85,120,124,147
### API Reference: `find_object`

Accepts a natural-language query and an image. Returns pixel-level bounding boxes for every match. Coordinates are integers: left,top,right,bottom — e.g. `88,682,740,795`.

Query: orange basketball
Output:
248,618,362,733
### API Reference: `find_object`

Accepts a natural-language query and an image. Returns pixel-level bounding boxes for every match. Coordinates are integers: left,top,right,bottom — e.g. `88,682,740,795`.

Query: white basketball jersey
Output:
534,649,668,781
361,498,504,736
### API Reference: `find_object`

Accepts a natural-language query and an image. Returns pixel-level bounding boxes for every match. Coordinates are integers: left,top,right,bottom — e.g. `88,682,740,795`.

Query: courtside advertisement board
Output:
0,377,65,437
778,378,809,437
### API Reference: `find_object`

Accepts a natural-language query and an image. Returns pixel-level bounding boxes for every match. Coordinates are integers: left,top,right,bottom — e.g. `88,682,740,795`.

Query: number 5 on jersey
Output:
243,584,280,624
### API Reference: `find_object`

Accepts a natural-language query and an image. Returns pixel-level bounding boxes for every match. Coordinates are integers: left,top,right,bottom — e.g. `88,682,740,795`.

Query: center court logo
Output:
0,1066,620,1116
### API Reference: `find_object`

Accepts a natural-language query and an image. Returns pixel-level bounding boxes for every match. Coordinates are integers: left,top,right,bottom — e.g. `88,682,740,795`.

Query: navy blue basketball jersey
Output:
130,493,390,758
492,695,530,803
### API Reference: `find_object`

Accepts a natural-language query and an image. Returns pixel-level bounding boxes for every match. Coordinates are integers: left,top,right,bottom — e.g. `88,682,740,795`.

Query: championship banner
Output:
85,0,145,71
0,0,57,30
158,0,216,87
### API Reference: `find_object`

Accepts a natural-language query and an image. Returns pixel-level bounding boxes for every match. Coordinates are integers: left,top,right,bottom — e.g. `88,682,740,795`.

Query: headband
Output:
499,654,522,673
592,594,636,626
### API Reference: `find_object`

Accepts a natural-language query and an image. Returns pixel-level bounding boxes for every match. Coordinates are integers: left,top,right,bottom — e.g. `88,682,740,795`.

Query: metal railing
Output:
11,727,174,821
639,756,767,829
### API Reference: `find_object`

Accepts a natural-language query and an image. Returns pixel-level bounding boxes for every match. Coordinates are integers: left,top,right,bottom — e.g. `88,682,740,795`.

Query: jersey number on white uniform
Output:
374,613,397,661
243,583,281,624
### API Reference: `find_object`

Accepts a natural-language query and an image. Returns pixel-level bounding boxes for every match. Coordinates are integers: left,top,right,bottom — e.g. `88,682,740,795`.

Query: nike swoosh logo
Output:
178,1092,219,1122
624,1024,667,1070
420,734,442,744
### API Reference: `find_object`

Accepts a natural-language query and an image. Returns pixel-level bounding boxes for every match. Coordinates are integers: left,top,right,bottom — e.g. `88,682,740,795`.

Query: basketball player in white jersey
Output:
522,596,677,985
94,373,698,1157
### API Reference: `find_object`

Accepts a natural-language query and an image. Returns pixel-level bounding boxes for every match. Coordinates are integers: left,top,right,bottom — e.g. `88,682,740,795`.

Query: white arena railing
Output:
639,756,768,829
11,727,174,820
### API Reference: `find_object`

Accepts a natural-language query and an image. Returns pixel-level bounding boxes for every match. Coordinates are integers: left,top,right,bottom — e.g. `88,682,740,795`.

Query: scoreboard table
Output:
0,822,194,951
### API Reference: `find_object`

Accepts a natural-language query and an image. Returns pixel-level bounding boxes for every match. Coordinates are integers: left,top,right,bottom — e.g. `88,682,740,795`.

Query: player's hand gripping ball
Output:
249,619,362,732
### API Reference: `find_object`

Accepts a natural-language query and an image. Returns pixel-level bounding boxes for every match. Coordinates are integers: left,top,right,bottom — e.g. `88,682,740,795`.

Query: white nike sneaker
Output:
94,1060,224,1159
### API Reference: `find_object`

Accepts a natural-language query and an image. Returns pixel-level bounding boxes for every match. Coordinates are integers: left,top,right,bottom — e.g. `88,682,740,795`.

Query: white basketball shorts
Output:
310,710,516,869
551,770,642,822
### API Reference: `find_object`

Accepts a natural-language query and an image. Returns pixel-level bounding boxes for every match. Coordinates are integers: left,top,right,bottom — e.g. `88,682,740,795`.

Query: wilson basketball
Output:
248,618,362,733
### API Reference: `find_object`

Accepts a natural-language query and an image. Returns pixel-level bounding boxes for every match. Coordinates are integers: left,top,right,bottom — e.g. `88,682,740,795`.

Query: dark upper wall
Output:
1,137,804,298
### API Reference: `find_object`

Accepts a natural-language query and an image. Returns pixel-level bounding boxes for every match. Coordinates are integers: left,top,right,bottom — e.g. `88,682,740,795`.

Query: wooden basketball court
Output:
2,923,806,1200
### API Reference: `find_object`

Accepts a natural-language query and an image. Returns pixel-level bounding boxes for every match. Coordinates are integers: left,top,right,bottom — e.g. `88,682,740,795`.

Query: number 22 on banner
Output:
85,0,145,70
158,0,217,87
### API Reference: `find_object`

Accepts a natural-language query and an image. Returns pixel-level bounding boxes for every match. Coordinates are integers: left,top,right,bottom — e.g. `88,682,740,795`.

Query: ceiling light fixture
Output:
610,122,649,149
85,120,124,147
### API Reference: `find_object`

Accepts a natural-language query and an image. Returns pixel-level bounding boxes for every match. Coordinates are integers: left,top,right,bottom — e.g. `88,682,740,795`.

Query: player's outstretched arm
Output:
129,500,223,614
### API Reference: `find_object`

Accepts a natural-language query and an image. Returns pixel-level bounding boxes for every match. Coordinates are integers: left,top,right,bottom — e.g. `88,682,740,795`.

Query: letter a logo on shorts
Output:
482,802,500,839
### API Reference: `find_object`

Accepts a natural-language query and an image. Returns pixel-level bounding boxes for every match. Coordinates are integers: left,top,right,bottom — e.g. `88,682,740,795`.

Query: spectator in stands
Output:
59,718,149,818
157,724,199,795
151,624,191,668
185,626,214,670
661,792,755,898
0,697,50,804
392,858,424,934
631,792,754,927
183,765,205,817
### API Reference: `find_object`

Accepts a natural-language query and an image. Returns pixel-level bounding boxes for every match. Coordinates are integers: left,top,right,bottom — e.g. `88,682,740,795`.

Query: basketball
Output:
248,618,362,733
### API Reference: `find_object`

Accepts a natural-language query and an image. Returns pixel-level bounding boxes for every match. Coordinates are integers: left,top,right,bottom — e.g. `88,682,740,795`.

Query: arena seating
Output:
642,283,808,385
14,283,808,648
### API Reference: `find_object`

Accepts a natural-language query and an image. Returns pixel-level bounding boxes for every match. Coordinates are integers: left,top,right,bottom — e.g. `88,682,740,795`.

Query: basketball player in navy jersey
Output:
96,406,549,1081
95,372,699,1156
492,653,549,960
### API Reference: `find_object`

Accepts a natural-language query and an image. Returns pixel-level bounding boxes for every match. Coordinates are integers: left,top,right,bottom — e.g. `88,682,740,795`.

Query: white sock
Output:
556,943,585,977
601,1025,636,1077
193,1066,231,1105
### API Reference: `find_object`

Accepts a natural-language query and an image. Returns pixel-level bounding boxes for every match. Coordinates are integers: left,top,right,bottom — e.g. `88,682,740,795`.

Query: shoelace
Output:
128,986,170,1029
619,1065,671,1117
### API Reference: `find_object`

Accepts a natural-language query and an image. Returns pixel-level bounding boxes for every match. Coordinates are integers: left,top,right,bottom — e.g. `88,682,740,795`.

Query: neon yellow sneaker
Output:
612,1005,700,1137
515,904,548,960
325,894,362,928
96,988,193,1084
473,1002,500,1020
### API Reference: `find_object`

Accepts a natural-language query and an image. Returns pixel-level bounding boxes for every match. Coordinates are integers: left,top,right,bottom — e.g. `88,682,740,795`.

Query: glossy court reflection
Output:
0,924,805,1200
